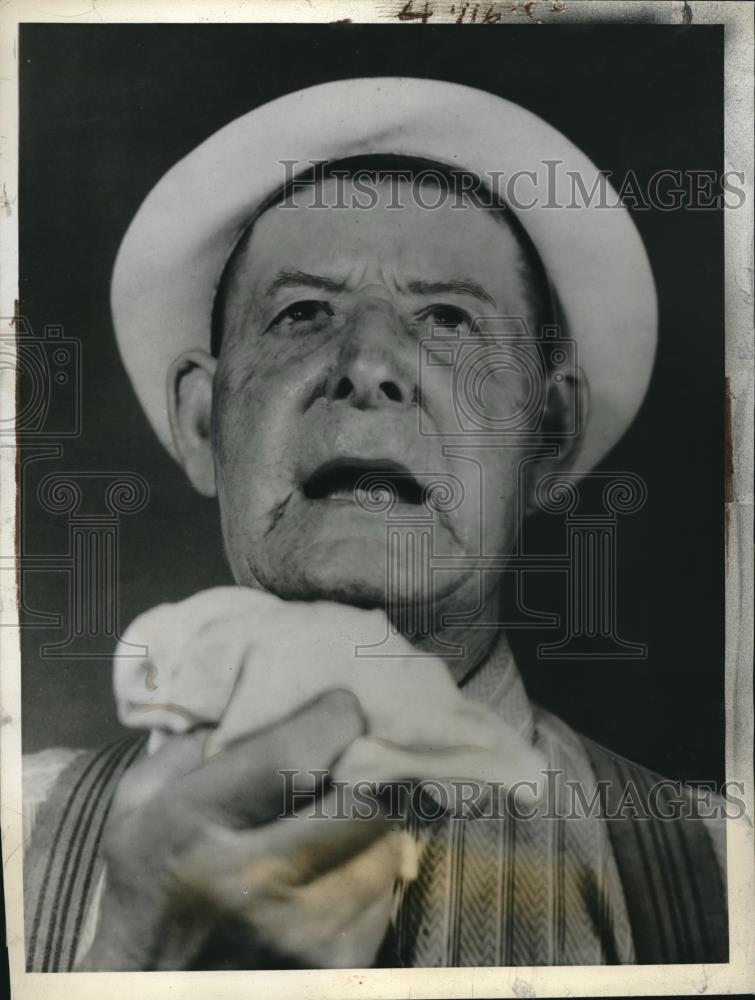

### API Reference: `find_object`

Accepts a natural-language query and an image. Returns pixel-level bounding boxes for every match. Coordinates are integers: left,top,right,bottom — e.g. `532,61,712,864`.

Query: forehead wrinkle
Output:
259,266,501,313
216,184,547,354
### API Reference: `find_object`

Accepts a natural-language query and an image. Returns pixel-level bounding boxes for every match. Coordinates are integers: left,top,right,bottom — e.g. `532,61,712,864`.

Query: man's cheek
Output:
419,369,458,435
420,355,534,433
214,376,280,473
445,458,522,554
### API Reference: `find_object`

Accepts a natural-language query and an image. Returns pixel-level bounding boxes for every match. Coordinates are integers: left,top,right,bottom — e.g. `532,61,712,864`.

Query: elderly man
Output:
23,78,727,971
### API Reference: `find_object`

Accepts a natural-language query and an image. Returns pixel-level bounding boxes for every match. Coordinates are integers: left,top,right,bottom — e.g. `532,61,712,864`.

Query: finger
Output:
250,831,408,968
176,688,366,828
251,793,405,883
110,728,208,817
160,827,410,971
177,784,407,906
331,733,547,804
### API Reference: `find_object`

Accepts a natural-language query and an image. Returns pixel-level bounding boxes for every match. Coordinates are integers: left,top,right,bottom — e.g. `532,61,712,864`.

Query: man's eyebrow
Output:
407,279,497,307
263,270,346,298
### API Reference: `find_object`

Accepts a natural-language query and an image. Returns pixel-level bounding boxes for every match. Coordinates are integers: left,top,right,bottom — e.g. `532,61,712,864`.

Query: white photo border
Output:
1,2,752,997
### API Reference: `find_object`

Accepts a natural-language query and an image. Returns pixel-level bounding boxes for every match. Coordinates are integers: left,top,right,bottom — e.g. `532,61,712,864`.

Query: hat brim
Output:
111,76,657,473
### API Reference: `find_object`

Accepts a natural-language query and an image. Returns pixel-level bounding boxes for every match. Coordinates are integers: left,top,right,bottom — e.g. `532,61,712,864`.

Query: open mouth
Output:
301,458,425,506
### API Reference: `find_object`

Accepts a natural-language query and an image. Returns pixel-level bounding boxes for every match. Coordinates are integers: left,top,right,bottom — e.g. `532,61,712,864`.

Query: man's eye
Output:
269,300,334,329
420,304,472,333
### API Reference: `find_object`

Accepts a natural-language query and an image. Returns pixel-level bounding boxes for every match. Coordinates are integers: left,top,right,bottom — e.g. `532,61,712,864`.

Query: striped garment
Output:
23,737,145,972
392,648,636,965
22,639,727,969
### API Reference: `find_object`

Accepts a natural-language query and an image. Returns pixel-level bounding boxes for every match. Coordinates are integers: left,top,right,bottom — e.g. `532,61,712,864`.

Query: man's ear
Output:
167,349,218,497
523,364,590,513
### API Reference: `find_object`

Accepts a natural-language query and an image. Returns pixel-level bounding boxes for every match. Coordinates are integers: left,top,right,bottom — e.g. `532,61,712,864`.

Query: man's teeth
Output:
317,485,424,505
303,464,425,505
323,486,373,503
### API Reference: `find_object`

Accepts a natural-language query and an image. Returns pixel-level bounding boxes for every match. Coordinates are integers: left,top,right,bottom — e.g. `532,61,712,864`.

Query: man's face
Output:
211,177,543,610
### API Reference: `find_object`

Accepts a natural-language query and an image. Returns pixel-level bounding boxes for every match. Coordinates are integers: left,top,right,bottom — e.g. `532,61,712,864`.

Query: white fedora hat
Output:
111,76,657,472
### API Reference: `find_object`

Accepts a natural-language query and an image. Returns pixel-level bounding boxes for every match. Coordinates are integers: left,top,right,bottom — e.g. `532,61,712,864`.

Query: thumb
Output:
176,688,366,828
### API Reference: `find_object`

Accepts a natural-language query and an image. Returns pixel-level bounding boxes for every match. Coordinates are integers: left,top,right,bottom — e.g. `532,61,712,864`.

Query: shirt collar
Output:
458,632,536,744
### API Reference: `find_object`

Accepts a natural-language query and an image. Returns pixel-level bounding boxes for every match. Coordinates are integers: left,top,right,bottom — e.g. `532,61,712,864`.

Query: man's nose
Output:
325,299,416,409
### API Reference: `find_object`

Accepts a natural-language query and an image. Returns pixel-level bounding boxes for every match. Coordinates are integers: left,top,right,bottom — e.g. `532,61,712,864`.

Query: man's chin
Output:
246,517,473,609
254,539,432,610
274,544,391,608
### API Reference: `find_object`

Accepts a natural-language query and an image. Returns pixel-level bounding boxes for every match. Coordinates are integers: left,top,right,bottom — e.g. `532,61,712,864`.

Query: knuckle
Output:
312,688,367,739
102,788,200,873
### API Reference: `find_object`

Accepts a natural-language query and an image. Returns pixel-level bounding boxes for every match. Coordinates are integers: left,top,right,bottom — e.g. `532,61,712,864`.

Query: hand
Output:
77,690,413,971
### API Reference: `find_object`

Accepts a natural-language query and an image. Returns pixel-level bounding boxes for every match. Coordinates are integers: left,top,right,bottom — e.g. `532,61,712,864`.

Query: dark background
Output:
19,24,725,784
